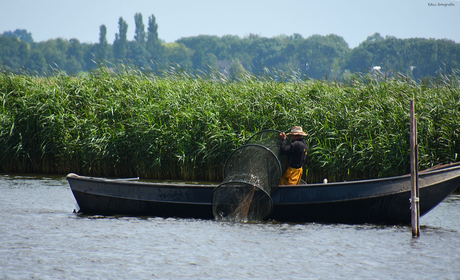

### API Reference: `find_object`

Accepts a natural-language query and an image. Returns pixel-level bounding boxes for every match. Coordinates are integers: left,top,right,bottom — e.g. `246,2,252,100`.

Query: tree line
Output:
1,13,459,79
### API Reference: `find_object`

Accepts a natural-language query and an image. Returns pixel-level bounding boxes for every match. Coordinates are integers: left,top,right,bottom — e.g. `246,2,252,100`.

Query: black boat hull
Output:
67,164,460,224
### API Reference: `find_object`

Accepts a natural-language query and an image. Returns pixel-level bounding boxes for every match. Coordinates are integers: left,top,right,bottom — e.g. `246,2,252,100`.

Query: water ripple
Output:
1,175,460,279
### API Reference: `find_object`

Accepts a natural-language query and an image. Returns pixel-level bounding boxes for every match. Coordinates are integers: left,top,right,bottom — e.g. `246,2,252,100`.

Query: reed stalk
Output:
1,65,459,183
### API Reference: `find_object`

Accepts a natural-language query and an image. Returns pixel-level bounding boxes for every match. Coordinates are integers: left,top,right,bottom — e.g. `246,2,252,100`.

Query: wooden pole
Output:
410,100,420,237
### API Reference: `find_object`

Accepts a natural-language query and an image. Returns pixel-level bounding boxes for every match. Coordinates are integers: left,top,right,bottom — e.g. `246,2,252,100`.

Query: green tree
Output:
113,17,128,61
127,41,150,67
292,34,349,79
191,48,206,69
178,35,231,61
366,32,384,43
81,43,97,71
129,13,149,66
36,38,69,72
164,42,192,68
204,53,218,69
0,36,29,70
147,14,165,67
2,29,34,43
134,13,146,45
97,24,108,60
25,49,46,72
178,35,228,69
228,58,246,80
66,38,84,73
244,34,289,69
344,36,460,79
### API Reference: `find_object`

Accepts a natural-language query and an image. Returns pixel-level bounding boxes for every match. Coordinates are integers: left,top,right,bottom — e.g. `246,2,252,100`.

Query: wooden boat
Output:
67,162,460,224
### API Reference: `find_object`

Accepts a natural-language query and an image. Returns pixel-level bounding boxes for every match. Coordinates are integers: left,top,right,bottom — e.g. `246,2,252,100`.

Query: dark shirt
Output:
280,138,308,168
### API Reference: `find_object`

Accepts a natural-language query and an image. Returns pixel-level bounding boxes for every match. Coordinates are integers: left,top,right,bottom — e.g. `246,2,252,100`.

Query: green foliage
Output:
228,58,246,80
146,14,165,68
134,13,146,45
2,29,34,43
1,66,459,183
34,38,70,72
2,13,459,79
113,17,128,60
164,43,193,68
346,37,460,78
67,39,84,73
97,25,108,60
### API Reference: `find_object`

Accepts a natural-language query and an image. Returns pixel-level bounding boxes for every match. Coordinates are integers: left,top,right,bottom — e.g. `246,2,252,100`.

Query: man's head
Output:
286,126,307,140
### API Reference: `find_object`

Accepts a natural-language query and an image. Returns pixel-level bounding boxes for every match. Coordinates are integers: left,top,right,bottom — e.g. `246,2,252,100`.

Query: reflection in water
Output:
1,175,460,279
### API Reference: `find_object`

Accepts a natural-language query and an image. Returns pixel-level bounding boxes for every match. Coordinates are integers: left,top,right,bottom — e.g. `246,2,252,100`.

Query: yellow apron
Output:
279,166,303,185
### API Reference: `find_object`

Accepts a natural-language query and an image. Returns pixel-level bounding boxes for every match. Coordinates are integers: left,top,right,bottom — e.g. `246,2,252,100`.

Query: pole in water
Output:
410,100,420,237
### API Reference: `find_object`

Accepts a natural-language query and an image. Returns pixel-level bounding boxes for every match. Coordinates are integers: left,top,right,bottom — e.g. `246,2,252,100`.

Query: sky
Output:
1,0,459,48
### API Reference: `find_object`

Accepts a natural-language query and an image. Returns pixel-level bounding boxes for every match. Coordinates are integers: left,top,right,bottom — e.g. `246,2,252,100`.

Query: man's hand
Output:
280,132,286,140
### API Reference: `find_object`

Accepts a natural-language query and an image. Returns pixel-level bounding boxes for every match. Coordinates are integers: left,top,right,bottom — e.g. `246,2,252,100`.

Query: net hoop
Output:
246,129,282,143
222,144,282,190
213,143,282,222
212,181,274,222
245,129,291,182
212,180,273,200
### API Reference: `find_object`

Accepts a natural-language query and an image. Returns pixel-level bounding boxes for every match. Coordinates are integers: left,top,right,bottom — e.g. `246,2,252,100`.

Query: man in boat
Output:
279,126,308,185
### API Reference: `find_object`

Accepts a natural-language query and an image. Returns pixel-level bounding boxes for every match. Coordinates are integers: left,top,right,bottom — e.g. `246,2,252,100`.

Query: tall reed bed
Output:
1,65,459,182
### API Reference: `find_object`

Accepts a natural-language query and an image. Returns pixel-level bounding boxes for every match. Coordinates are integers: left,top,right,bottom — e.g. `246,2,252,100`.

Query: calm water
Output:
1,174,460,279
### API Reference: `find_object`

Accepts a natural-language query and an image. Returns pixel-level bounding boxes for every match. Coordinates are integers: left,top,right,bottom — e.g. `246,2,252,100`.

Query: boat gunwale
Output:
66,173,217,188
66,163,460,190
279,163,460,188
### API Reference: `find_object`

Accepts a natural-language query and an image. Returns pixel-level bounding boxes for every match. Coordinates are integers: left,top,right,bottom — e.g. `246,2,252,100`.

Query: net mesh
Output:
222,144,281,193
245,129,290,176
246,129,287,156
212,182,272,222
212,130,286,222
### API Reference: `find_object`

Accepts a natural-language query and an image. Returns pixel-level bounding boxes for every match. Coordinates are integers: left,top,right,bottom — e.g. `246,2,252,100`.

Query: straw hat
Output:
286,126,308,136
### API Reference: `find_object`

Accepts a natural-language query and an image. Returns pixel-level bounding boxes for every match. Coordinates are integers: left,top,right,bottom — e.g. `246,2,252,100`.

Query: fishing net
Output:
245,129,290,175
212,130,286,222
247,130,307,185
212,182,273,222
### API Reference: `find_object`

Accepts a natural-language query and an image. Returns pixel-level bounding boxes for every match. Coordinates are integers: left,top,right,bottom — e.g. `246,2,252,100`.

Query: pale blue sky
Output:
1,0,459,48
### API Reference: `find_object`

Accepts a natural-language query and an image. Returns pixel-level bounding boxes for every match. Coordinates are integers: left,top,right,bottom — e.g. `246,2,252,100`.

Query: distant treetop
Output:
2,29,34,43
